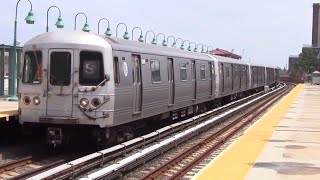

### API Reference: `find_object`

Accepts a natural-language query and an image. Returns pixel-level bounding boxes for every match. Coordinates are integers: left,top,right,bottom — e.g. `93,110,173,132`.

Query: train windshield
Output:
79,51,104,86
22,51,42,84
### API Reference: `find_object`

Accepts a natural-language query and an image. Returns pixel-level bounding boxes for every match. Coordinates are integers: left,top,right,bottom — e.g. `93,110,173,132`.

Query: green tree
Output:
298,48,320,74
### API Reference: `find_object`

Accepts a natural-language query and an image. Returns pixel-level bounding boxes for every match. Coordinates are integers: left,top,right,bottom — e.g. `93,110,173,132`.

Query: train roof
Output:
24,32,274,68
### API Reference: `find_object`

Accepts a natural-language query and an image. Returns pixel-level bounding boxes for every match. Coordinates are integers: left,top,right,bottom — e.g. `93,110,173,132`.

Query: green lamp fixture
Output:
105,27,112,36
138,35,144,42
180,44,185,50
55,17,64,28
25,11,35,24
123,31,129,39
82,23,90,32
162,40,167,46
194,47,198,52
151,38,157,44
187,45,191,51
172,41,176,48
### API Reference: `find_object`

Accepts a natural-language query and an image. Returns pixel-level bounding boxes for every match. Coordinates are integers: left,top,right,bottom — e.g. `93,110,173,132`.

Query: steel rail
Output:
9,160,65,180
0,156,32,173
142,83,293,179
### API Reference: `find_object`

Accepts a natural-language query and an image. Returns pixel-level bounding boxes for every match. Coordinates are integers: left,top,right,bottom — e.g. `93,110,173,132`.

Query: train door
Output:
239,65,242,90
191,60,196,100
209,62,213,96
231,64,234,91
220,63,224,93
132,54,142,113
168,58,175,105
46,49,74,116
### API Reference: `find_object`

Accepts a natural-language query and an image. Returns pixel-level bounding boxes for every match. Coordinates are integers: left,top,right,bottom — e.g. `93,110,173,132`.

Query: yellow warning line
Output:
193,84,304,180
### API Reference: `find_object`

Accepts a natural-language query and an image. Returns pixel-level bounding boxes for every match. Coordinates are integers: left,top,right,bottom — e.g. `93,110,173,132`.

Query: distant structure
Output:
210,48,242,60
288,55,299,74
312,3,320,47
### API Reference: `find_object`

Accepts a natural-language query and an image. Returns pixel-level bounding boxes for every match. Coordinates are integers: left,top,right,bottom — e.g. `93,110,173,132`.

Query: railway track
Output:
28,83,289,180
141,83,294,179
0,156,64,180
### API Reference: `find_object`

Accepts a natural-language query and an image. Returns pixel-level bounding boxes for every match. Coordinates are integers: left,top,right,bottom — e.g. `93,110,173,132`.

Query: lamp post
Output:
74,12,90,32
175,38,183,49
132,27,144,42
167,36,176,48
10,0,35,101
207,46,214,53
202,45,208,53
189,42,196,52
46,5,64,32
145,30,157,44
156,33,167,46
98,18,112,36
116,23,129,40
181,40,190,50
196,43,203,53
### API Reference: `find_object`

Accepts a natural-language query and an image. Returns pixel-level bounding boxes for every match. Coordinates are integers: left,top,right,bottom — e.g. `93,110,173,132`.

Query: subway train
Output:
18,32,279,146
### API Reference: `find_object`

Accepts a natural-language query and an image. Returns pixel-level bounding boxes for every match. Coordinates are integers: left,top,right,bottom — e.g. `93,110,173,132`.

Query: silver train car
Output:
19,32,279,146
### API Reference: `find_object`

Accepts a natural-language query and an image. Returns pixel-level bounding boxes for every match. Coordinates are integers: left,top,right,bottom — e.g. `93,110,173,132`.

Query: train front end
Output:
18,32,115,146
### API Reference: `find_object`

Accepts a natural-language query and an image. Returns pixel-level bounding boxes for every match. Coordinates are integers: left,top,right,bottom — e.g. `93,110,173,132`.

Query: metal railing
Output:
0,44,22,98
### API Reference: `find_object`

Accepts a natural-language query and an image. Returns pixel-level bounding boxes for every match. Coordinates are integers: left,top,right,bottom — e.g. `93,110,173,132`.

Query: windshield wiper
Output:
80,75,110,92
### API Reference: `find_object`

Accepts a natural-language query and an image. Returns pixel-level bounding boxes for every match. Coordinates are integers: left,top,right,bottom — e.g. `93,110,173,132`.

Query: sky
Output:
0,0,316,68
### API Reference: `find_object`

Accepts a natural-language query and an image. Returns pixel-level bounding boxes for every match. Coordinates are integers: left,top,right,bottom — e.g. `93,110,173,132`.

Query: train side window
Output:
114,57,120,85
50,52,71,86
22,51,42,84
150,60,161,83
180,63,187,81
79,51,104,86
226,67,230,78
200,65,206,80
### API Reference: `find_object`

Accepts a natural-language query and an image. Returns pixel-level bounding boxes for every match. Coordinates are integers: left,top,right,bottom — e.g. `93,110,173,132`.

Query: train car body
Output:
19,32,279,146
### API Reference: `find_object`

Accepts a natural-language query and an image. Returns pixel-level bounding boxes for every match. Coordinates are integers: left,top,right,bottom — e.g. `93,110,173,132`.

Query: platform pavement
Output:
0,100,18,118
193,84,320,180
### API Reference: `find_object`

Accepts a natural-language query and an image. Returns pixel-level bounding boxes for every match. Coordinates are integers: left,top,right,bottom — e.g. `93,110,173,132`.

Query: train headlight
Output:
23,96,31,105
91,98,101,108
33,96,41,105
80,98,89,108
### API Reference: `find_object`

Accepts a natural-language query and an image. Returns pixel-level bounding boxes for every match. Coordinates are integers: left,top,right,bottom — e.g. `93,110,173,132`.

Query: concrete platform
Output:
0,101,18,118
193,84,320,180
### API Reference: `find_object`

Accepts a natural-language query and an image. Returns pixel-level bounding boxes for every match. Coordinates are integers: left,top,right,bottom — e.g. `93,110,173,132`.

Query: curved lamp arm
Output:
156,33,167,46
98,18,111,36
181,40,190,50
132,27,144,42
145,30,156,44
116,22,129,39
189,42,196,51
167,36,176,47
46,5,63,32
202,45,208,53
207,46,214,53
75,12,89,32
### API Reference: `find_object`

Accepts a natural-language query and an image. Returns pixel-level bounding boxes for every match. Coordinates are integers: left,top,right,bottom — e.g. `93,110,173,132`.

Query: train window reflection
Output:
22,51,42,84
80,51,104,86
50,52,71,86
151,60,161,83
200,65,206,80
180,63,187,81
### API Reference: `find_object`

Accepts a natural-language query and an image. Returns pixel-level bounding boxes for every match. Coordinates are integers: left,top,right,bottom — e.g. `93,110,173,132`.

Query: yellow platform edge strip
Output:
192,84,304,180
